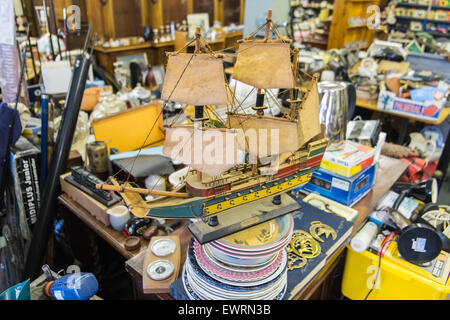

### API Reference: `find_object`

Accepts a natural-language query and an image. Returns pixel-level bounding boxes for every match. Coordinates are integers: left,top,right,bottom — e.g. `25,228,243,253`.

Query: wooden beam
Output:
240,0,245,25
103,0,115,39
188,0,194,14
86,0,106,40
150,0,163,29
23,0,40,36
141,0,150,26
214,0,224,25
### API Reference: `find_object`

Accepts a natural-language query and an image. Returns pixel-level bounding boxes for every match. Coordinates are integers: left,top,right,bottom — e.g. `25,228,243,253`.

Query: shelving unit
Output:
394,0,450,35
290,0,334,49
327,0,380,49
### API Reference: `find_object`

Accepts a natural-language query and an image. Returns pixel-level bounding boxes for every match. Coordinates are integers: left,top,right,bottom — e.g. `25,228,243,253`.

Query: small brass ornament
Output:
309,221,337,243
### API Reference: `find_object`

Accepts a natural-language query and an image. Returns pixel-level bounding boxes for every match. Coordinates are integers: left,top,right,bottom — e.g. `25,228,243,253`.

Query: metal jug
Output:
318,81,356,145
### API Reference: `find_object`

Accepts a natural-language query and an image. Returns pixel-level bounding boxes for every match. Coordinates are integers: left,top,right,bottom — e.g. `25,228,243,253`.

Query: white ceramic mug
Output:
107,205,131,231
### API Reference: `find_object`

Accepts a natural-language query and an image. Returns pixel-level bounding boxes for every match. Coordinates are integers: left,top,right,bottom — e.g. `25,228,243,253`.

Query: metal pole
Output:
42,0,55,60
23,51,92,281
49,0,62,58
40,94,49,187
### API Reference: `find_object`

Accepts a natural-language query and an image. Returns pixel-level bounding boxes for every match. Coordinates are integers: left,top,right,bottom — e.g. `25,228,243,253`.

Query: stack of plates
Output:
182,214,294,300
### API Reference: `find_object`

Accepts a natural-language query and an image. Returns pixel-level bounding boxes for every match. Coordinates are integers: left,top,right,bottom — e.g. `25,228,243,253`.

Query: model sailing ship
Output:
97,10,328,224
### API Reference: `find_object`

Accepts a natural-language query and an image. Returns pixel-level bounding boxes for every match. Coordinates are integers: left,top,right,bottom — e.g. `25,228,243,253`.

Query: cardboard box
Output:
302,164,376,207
10,137,41,230
377,89,445,122
320,140,375,178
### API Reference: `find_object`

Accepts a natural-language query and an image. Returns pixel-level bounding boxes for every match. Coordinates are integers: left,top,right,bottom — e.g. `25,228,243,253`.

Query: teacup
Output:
107,206,131,231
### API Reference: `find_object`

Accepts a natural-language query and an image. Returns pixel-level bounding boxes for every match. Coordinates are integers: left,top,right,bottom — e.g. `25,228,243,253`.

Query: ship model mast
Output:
96,10,328,227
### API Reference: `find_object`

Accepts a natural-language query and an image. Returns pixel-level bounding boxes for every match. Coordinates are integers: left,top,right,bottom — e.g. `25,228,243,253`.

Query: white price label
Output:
332,178,350,191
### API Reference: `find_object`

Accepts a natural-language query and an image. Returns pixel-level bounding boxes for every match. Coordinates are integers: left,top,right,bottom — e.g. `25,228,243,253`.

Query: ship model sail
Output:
97,11,328,224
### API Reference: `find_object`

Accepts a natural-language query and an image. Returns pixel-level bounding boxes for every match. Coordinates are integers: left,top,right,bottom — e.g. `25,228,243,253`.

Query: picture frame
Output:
116,53,149,71
187,13,210,38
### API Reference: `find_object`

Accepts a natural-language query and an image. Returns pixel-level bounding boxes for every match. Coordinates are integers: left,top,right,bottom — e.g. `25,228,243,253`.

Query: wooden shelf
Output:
397,3,450,10
427,30,450,37
151,41,175,48
347,24,368,29
302,38,328,45
348,0,378,2
357,97,450,125
396,15,450,24
328,0,379,49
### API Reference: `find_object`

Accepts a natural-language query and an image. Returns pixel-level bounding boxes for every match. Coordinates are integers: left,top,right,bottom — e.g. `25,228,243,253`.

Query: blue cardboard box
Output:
300,164,376,207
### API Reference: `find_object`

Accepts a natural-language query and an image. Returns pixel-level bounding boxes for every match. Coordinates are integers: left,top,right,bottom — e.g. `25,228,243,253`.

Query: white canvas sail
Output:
163,126,239,177
232,42,294,89
161,53,228,106
297,79,321,147
227,114,298,157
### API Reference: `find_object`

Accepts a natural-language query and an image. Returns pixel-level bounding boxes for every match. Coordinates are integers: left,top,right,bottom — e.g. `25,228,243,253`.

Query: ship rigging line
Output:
113,21,297,195
111,53,197,186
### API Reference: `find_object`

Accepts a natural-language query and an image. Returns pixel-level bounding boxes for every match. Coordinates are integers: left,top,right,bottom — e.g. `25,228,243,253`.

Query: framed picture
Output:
187,13,210,38
34,6,50,27
116,53,149,71
151,65,165,86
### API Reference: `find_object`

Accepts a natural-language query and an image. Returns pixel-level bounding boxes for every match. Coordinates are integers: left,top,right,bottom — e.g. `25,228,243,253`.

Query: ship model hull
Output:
97,12,329,227
143,138,327,219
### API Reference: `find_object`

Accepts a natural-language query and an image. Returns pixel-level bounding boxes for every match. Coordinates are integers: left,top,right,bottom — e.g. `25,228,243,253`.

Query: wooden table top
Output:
356,97,450,125
351,155,409,233
58,193,148,260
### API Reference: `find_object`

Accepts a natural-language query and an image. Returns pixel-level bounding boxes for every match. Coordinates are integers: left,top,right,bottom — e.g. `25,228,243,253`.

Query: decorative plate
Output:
194,239,286,284
203,242,279,272
215,214,294,252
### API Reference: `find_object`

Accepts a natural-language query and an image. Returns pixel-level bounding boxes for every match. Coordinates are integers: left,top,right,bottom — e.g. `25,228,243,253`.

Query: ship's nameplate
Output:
189,193,300,244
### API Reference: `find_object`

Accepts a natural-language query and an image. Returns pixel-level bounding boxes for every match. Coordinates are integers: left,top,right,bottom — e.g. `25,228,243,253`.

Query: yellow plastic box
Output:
341,244,450,300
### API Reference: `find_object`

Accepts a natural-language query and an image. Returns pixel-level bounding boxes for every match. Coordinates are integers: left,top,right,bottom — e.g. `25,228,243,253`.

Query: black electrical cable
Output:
364,239,394,300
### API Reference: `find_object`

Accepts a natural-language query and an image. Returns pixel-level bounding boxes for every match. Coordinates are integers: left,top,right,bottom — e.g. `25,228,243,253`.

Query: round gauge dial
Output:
151,238,177,257
147,260,174,281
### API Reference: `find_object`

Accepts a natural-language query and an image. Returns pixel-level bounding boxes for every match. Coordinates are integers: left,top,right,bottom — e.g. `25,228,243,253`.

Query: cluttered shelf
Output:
356,97,450,125
396,15,450,24
396,2,450,10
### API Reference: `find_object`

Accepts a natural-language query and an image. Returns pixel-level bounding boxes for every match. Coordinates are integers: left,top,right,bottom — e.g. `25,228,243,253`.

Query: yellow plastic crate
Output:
341,244,450,300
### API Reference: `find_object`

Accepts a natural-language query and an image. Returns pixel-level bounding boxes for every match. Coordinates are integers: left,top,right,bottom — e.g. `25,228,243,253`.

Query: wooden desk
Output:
356,97,450,125
122,156,408,300
58,193,149,260
224,31,243,49
58,193,190,299
94,42,175,75
94,43,153,76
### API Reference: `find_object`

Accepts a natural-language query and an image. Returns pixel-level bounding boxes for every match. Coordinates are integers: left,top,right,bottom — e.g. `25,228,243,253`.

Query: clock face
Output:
147,260,174,281
294,7,304,18
151,238,177,257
